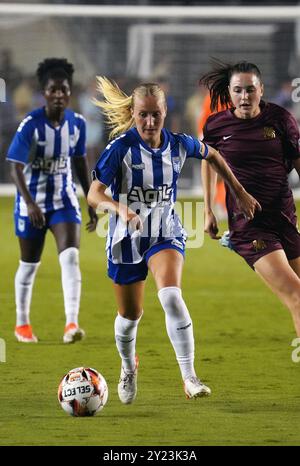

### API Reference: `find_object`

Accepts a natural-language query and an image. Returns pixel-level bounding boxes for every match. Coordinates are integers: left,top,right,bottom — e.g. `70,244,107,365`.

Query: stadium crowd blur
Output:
0,42,299,183
0,48,184,182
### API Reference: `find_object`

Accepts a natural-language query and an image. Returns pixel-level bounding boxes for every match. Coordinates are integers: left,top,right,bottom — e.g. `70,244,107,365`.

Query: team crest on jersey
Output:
252,239,267,252
18,218,25,232
172,157,181,174
263,127,276,139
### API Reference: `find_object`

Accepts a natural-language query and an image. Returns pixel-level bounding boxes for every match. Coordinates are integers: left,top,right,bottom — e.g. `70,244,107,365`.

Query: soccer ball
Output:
58,367,108,417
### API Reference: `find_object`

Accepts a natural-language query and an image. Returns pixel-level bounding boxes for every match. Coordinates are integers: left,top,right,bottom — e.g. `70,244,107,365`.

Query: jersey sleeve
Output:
73,116,87,157
179,133,209,160
6,115,35,165
283,111,300,161
202,117,219,149
92,139,126,187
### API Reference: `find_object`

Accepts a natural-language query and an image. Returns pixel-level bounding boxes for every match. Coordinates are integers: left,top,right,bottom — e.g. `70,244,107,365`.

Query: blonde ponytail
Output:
94,76,134,140
94,76,167,140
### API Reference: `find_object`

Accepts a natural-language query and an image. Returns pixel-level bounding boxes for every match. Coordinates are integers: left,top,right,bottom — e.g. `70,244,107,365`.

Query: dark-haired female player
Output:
200,60,300,337
7,58,97,343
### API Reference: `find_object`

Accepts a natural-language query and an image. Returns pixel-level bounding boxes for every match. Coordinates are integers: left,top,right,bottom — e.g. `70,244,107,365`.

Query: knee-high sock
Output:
158,286,196,380
15,260,40,326
59,247,81,326
114,312,142,372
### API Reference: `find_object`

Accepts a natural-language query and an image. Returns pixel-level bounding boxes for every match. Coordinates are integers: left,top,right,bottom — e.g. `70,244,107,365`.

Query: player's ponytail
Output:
94,77,166,140
94,76,133,140
199,59,262,112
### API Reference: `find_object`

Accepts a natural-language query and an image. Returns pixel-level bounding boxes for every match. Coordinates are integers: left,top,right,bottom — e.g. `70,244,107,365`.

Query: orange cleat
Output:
15,324,38,343
63,323,85,344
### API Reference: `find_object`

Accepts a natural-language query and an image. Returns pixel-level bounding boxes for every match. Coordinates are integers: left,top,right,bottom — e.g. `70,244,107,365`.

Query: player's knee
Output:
288,289,300,311
118,308,143,321
115,311,142,331
158,286,188,318
16,261,40,284
59,247,79,267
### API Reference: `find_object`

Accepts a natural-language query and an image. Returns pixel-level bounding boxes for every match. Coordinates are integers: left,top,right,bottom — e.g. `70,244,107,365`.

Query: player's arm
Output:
73,156,98,232
204,144,261,223
8,115,45,228
283,110,300,176
201,158,219,239
293,158,300,178
10,161,45,229
73,116,98,232
87,180,143,231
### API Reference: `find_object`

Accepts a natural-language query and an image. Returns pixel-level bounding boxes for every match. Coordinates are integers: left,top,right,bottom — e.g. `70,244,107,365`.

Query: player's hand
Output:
27,201,46,229
236,188,261,221
204,210,220,239
86,206,98,232
126,210,144,235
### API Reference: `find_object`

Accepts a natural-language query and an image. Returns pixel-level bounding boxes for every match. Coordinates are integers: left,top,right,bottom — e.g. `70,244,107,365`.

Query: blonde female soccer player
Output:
88,77,260,403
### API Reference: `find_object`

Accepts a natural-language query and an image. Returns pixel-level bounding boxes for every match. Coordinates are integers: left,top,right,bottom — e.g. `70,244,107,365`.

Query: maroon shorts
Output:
230,219,300,270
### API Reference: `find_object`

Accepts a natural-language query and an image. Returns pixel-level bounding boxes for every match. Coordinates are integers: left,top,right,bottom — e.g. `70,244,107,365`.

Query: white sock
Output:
59,247,81,326
158,286,196,381
15,260,40,326
114,312,142,372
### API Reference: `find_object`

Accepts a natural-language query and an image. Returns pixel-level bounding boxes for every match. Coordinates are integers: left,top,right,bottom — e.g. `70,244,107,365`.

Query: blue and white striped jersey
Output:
93,127,208,264
7,107,86,216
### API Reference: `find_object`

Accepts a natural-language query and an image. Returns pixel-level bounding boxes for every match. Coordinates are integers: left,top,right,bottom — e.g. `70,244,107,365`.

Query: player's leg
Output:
288,256,300,278
113,280,144,370
254,250,300,336
214,177,227,221
50,219,83,343
147,246,211,398
15,236,45,342
113,278,145,404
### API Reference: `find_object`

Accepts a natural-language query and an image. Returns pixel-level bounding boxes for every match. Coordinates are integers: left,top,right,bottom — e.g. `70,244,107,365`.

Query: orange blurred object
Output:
198,94,227,218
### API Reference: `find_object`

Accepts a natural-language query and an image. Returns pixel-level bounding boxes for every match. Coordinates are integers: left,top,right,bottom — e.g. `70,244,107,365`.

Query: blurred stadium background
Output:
0,0,300,195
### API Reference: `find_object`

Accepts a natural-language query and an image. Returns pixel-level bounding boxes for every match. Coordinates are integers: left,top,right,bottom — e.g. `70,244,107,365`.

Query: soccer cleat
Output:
14,324,38,343
63,323,85,344
118,355,139,404
184,376,211,399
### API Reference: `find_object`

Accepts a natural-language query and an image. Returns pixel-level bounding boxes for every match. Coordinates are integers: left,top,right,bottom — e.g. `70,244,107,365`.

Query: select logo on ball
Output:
58,367,108,416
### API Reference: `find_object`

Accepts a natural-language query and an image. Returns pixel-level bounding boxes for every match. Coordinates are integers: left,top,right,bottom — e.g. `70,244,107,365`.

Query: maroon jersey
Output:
203,101,300,237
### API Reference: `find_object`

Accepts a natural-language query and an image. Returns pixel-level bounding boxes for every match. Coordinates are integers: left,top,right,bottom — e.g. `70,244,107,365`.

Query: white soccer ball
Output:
58,367,108,416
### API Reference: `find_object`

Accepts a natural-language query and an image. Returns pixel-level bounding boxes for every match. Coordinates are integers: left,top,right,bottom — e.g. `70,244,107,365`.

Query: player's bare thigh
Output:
50,222,81,253
288,256,300,278
18,236,46,262
148,249,184,290
254,249,300,297
113,281,145,320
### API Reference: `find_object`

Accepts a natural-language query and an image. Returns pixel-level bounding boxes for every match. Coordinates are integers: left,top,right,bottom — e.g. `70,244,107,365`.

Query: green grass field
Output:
0,196,299,446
